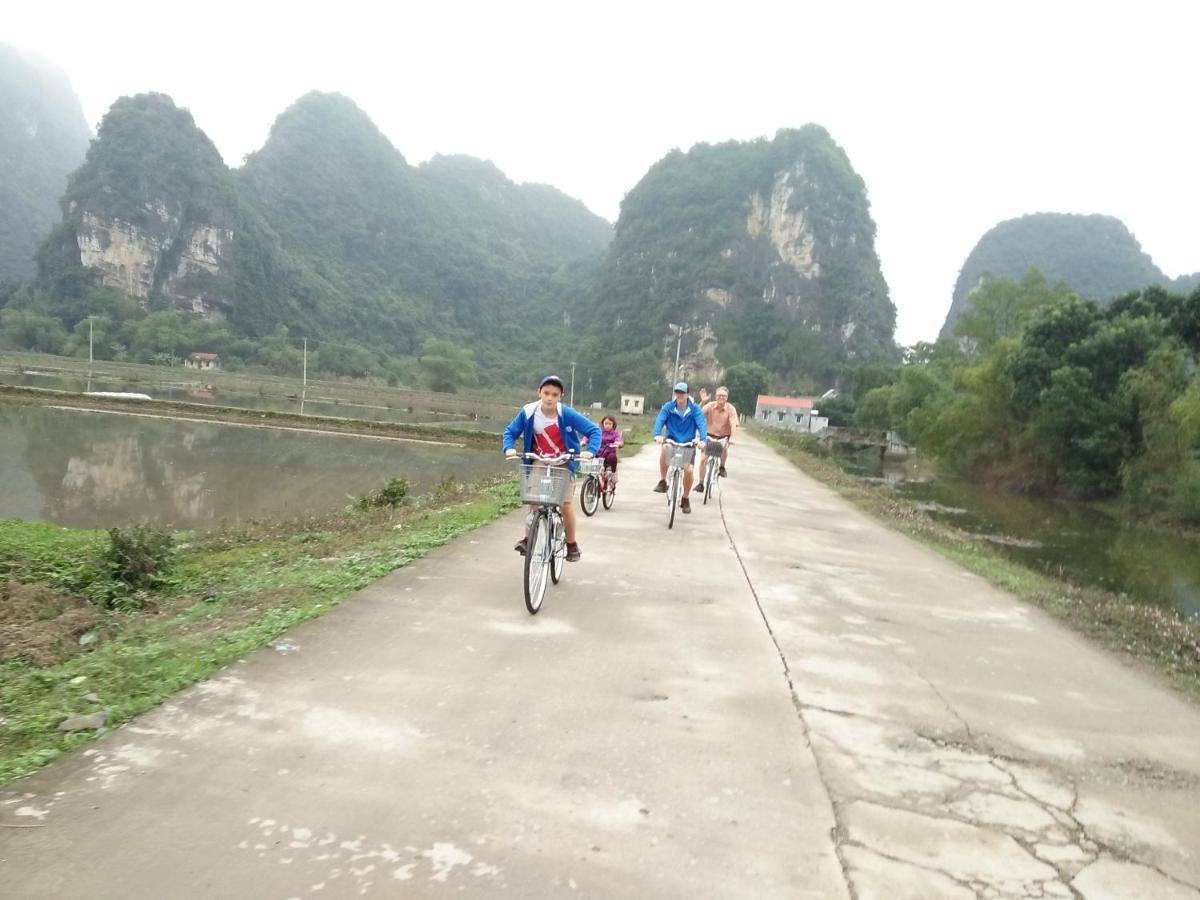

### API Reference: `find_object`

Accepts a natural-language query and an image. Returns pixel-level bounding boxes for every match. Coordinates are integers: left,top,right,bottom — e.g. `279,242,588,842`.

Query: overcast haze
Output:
9,0,1198,344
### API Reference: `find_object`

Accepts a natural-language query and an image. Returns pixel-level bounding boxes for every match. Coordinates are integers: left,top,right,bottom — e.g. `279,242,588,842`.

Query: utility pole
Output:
87,315,95,366
669,323,683,383
570,360,576,406
302,337,307,389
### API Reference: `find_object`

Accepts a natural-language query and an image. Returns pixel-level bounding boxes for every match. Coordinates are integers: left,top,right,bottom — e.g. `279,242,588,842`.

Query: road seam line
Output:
717,487,858,900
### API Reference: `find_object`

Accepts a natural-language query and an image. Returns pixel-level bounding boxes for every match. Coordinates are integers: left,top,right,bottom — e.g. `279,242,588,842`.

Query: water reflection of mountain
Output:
8,406,502,529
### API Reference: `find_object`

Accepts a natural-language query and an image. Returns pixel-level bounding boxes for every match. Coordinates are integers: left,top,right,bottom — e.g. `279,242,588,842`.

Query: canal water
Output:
0,404,506,530
838,452,1200,620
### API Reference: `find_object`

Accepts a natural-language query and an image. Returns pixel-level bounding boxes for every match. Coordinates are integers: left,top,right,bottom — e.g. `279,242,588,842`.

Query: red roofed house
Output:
185,352,221,371
755,394,827,433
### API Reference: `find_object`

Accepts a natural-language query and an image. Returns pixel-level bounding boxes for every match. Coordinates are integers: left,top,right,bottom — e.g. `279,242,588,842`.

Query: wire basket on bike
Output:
667,444,696,468
705,439,726,457
519,463,574,505
577,457,604,476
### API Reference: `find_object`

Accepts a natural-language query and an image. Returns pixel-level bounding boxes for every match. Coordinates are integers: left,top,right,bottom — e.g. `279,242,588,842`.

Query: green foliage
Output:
908,276,1200,515
3,90,612,388
723,361,770,413
584,126,896,398
418,339,479,394
854,386,895,429
356,477,411,509
954,269,1076,351
101,525,175,597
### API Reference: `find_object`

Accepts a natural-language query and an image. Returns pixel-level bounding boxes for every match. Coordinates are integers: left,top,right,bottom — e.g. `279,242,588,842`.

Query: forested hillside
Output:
942,213,1197,337
580,126,896,402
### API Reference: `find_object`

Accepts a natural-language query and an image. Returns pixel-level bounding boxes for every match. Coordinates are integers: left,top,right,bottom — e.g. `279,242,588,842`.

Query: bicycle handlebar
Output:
506,450,587,463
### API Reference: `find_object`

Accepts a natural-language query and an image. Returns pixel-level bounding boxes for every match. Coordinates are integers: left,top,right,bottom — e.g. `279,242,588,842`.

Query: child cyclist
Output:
503,375,602,561
597,415,623,481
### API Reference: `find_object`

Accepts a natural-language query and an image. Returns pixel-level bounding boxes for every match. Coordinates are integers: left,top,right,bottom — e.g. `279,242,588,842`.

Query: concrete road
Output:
3,436,1199,899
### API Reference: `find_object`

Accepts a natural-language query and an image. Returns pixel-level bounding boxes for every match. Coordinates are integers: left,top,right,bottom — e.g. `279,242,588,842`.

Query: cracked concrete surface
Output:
721,435,1200,899
2,436,1198,898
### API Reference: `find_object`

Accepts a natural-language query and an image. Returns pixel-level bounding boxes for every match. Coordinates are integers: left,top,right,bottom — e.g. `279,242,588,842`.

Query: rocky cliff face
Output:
587,126,895,396
42,93,243,318
74,208,233,316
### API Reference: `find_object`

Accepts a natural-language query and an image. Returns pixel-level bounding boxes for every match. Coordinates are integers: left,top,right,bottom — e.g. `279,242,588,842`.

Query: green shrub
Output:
102,525,176,592
357,477,410,509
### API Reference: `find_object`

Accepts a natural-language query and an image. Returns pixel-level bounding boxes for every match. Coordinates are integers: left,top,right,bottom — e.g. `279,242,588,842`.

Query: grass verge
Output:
0,476,521,785
755,428,1200,702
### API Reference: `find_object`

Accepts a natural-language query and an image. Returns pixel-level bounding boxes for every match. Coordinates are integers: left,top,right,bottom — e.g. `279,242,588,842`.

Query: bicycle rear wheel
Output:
549,511,565,584
580,476,599,516
667,469,679,530
523,511,550,614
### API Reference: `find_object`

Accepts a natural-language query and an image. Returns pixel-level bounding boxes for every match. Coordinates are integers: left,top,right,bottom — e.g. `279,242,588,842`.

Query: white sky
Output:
8,0,1198,344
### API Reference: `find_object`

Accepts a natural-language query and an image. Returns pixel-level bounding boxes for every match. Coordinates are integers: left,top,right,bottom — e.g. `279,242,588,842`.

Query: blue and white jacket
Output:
653,398,708,444
503,402,602,475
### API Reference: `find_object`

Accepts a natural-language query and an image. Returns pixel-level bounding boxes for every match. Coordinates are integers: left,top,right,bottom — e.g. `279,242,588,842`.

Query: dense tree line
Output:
843,270,1200,524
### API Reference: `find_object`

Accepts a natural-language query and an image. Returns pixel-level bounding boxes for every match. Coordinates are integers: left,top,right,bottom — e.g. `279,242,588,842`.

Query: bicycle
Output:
661,438,699,530
700,437,728,505
511,451,578,614
579,457,618,515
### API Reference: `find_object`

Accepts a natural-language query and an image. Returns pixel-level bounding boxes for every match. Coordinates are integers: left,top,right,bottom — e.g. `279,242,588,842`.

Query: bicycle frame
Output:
662,438,700,529
509,450,582,613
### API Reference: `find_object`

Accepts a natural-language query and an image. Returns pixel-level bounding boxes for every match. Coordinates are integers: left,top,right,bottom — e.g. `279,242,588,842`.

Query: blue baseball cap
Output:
673,381,688,393
539,375,565,391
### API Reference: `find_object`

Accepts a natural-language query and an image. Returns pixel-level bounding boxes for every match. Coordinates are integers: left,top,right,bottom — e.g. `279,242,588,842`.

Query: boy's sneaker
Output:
653,480,668,493
514,537,528,555
695,483,705,494
566,542,581,562
680,497,692,514
719,465,728,477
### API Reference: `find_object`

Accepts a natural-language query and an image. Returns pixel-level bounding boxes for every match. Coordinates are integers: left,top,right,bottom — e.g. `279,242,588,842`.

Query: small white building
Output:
620,393,645,416
755,394,826,433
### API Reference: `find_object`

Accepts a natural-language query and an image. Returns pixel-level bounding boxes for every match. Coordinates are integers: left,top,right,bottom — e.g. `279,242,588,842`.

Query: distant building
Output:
185,352,221,371
620,393,645,416
755,394,826,433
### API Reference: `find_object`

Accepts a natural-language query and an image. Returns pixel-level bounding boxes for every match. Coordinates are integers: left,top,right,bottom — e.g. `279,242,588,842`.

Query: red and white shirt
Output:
532,405,565,457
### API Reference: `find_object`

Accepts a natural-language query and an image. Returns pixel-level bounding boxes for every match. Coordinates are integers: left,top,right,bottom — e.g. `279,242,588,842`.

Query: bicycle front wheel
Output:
524,511,550,614
703,464,717,504
601,476,615,510
667,470,679,530
549,511,565,584
580,476,599,516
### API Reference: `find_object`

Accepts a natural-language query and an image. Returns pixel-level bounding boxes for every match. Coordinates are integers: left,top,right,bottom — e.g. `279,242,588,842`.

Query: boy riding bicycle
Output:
504,375,601,561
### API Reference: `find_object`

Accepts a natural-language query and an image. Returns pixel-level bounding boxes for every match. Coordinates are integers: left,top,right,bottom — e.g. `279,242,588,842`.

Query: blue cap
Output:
539,375,565,391
673,381,688,393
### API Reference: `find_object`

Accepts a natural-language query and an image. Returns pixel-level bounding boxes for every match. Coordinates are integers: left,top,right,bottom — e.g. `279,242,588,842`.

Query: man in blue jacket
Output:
651,382,708,514
504,375,602,560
